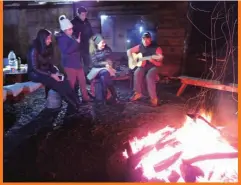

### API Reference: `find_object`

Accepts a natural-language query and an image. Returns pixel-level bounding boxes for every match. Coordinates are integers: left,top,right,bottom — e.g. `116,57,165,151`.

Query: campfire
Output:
123,111,238,182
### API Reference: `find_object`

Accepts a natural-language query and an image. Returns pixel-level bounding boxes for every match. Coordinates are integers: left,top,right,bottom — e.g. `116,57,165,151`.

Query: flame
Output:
123,112,238,182
199,109,212,123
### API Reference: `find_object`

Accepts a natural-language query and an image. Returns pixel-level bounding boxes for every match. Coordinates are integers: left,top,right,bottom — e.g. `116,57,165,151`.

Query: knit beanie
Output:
59,15,73,31
93,34,104,45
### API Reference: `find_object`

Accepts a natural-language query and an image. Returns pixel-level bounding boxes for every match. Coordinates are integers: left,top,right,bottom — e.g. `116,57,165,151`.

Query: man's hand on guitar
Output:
136,60,146,67
149,54,164,67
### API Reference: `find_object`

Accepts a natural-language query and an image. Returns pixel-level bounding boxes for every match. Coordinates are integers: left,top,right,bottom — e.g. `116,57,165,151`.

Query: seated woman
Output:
87,34,118,105
27,28,82,115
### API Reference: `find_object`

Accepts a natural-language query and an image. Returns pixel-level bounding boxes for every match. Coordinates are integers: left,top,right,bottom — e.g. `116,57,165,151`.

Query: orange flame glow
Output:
123,113,238,182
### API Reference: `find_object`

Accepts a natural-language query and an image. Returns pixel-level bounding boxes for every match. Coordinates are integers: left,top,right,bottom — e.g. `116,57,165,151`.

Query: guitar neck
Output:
138,56,152,62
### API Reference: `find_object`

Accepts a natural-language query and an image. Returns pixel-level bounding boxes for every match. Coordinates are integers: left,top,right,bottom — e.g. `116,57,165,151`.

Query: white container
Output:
8,51,18,70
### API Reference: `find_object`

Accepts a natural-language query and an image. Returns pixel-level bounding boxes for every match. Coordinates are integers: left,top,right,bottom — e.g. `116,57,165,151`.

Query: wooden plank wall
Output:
156,10,188,60
151,2,189,76
3,6,101,59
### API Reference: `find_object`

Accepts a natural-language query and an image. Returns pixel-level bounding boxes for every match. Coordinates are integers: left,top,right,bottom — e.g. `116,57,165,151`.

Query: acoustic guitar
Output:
128,52,163,70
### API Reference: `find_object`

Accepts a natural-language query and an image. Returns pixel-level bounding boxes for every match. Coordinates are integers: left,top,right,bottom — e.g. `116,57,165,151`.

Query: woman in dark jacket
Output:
27,29,82,114
87,34,118,104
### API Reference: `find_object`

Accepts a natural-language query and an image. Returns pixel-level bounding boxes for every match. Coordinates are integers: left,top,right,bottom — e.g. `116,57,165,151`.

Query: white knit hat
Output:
59,15,73,31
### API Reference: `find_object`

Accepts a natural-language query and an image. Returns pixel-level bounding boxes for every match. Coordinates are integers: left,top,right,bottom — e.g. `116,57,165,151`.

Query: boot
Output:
150,98,158,107
108,86,118,99
107,86,119,104
129,92,143,101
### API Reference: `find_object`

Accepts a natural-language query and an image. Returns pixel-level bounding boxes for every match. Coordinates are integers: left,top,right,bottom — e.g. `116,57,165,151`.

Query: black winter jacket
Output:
27,45,57,80
71,16,93,53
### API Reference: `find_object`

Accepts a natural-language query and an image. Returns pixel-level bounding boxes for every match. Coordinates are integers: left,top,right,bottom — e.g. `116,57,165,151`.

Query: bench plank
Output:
4,83,24,97
3,89,7,102
20,81,43,93
176,76,238,96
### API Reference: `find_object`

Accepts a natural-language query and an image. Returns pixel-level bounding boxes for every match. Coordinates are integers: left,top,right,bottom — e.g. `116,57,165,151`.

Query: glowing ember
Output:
123,112,238,182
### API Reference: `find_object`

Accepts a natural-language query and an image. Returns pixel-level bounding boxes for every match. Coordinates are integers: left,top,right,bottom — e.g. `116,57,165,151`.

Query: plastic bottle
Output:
8,51,17,70
17,57,21,70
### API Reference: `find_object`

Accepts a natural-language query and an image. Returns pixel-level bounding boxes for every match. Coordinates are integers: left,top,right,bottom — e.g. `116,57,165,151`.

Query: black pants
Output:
82,54,91,75
30,74,80,110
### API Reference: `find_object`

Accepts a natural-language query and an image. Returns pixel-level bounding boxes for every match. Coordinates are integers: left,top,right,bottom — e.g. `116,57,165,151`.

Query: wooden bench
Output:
113,74,133,88
3,81,43,102
20,82,43,93
3,89,7,102
4,83,24,98
176,76,238,97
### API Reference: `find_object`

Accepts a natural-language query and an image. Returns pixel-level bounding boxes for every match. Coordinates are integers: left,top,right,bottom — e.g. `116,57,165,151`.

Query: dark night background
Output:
3,1,238,182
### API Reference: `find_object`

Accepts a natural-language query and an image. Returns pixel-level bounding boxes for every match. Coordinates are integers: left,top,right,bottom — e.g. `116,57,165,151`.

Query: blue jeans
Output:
95,69,116,101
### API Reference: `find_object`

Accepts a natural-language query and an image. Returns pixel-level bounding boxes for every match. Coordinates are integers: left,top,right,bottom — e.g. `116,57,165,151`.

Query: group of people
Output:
27,6,164,117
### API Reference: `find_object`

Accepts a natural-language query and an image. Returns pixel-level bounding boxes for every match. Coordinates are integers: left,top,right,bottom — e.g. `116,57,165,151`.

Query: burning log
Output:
168,170,180,182
123,111,238,182
127,145,154,169
155,138,180,150
154,151,182,172
187,113,220,131
157,130,176,143
180,162,204,182
182,152,238,165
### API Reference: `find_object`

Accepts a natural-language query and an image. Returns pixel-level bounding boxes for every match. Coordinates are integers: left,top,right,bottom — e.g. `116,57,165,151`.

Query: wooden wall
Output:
3,5,101,59
124,2,189,76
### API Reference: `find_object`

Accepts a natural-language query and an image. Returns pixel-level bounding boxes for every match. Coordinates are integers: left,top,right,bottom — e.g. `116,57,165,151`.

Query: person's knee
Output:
134,69,144,79
146,72,157,82
66,79,75,89
62,80,71,89
99,70,110,79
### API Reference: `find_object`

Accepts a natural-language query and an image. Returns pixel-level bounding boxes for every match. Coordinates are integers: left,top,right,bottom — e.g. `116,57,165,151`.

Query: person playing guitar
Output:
127,31,164,106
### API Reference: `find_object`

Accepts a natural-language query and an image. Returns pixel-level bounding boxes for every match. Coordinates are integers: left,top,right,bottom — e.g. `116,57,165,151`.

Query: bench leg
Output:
176,83,188,97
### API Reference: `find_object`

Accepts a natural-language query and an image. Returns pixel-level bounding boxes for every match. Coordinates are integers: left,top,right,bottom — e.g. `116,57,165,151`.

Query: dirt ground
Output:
3,81,238,182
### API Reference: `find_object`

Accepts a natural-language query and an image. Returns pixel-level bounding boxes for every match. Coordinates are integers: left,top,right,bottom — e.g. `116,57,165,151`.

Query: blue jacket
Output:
55,32,82,69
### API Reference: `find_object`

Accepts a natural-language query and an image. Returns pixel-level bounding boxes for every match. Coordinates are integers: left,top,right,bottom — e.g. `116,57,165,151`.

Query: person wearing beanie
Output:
87,34,119,106
55,15,90,104
127,31,164,106
71,6,93,75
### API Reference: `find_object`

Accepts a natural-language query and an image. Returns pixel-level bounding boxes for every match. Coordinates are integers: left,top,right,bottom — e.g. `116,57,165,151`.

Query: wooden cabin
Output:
3,1,191,78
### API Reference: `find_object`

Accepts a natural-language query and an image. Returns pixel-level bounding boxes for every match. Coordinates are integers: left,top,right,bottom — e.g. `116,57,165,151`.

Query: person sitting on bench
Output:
87,34,119,105
27,28,82,115
127,32,164,106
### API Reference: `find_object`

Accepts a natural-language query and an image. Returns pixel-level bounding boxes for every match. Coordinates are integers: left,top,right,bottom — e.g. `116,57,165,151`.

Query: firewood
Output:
155,138,180,150
182,152,238,165
180,162,204,182
154,151,182,172
128,145,154,169
168,170,180,182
